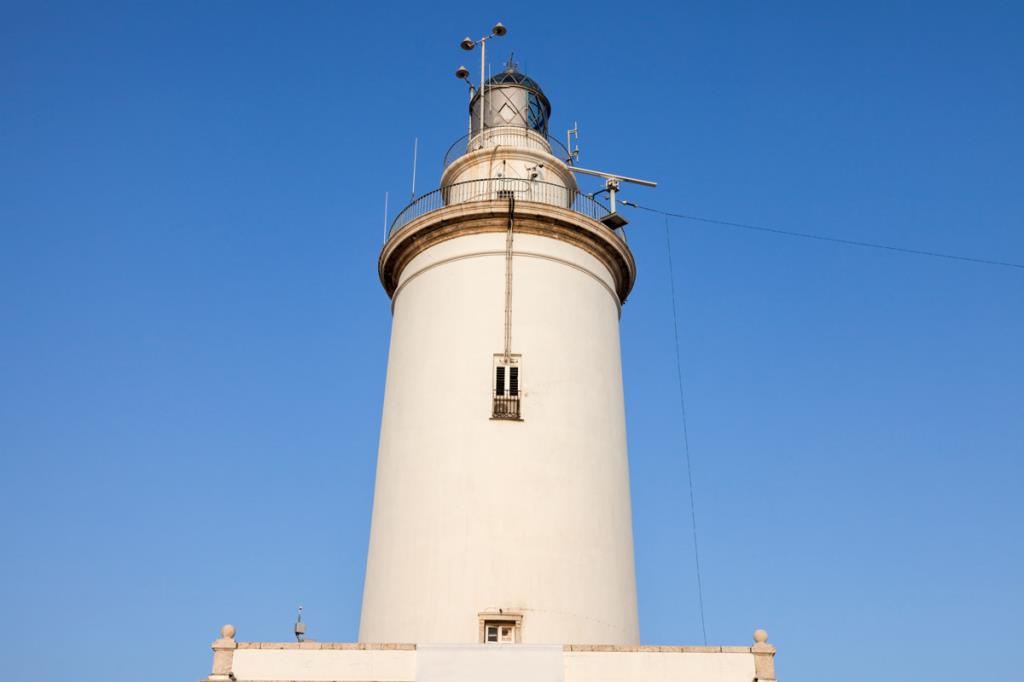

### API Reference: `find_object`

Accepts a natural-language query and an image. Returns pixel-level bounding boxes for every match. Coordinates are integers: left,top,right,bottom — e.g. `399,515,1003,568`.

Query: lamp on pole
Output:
454,65,474,139
459,22,507,148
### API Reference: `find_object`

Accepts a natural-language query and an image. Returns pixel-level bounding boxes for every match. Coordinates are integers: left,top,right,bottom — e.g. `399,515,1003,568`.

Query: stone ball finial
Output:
221,624,236,639
754,628,768,643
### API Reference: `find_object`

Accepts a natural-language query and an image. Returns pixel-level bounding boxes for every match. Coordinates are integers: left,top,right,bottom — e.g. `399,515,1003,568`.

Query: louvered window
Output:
492,357,522,420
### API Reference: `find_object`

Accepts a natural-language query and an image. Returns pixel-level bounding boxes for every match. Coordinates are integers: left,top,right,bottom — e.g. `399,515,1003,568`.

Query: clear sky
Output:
2,2,1022,681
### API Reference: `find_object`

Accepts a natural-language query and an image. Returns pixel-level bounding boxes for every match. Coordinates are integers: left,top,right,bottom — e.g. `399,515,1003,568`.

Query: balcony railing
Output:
443,128,572,170
388,178,623,241
492,394,521,420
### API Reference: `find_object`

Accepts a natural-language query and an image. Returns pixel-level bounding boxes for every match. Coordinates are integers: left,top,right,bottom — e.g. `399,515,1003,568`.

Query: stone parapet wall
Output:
202,626,777,682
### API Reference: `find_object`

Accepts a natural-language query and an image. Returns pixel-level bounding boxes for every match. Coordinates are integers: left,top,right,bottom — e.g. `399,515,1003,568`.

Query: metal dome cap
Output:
484,66,547,95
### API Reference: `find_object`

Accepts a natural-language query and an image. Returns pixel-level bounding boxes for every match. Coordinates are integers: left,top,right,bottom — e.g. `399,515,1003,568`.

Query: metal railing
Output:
492,395,521,420
443,128,572,169
389,178,623,240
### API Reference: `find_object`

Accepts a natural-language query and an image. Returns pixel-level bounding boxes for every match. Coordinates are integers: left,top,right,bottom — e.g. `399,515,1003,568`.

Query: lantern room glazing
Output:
470,64,552,138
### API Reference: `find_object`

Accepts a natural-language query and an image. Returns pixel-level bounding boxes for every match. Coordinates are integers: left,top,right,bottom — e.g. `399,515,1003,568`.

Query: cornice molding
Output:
378,201,636,304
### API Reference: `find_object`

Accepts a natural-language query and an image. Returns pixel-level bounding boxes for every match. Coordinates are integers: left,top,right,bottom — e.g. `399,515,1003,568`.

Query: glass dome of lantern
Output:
469,59,552,138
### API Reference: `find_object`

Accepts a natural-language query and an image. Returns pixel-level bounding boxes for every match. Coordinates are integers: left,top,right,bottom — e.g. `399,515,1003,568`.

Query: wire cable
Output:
663,214,709,645
621,201,1024,271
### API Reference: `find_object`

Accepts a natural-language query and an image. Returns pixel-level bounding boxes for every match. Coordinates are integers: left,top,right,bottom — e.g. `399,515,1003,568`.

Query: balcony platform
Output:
202,627,778,682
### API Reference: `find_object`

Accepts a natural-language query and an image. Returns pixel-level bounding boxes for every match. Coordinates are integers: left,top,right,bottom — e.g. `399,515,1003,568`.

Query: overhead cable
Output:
620,201,1024,271
663,215,709,645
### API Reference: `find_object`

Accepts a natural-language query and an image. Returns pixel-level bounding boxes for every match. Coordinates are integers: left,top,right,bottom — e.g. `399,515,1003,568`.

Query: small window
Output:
492,356,521,420
482,618,519,644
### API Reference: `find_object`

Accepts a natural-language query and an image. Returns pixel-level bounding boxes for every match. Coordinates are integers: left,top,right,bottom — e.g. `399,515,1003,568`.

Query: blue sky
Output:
1,2,1022,681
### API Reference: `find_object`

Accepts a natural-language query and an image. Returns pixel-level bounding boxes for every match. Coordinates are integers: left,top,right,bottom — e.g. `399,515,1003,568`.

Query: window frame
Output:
478,612,523,644
491,355,523,421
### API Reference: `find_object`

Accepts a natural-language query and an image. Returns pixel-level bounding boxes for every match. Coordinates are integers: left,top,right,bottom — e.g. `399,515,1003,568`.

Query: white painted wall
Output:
417,644,564,682
231,649,415,682
442,146,577,189
564,651,756,682
360,225,639,645
441,127,578,192
225,647,758,682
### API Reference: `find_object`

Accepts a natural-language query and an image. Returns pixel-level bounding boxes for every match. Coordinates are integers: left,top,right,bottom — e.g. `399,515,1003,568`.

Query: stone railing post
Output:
208,624,237,681
752,628,777,681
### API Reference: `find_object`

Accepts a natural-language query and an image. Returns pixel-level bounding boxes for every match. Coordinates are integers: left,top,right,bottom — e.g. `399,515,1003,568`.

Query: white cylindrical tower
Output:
360,63,639,646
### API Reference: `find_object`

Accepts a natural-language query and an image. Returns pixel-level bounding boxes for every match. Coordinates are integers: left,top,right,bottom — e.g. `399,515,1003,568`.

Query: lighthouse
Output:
200,33,779,682
359,55,640,646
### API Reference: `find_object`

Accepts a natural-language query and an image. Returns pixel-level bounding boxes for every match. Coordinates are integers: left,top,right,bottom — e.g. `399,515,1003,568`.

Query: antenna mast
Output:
459,22,507,149
410,138,418,200
294,606,306,643
566,122,580,164
566,165,657,227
